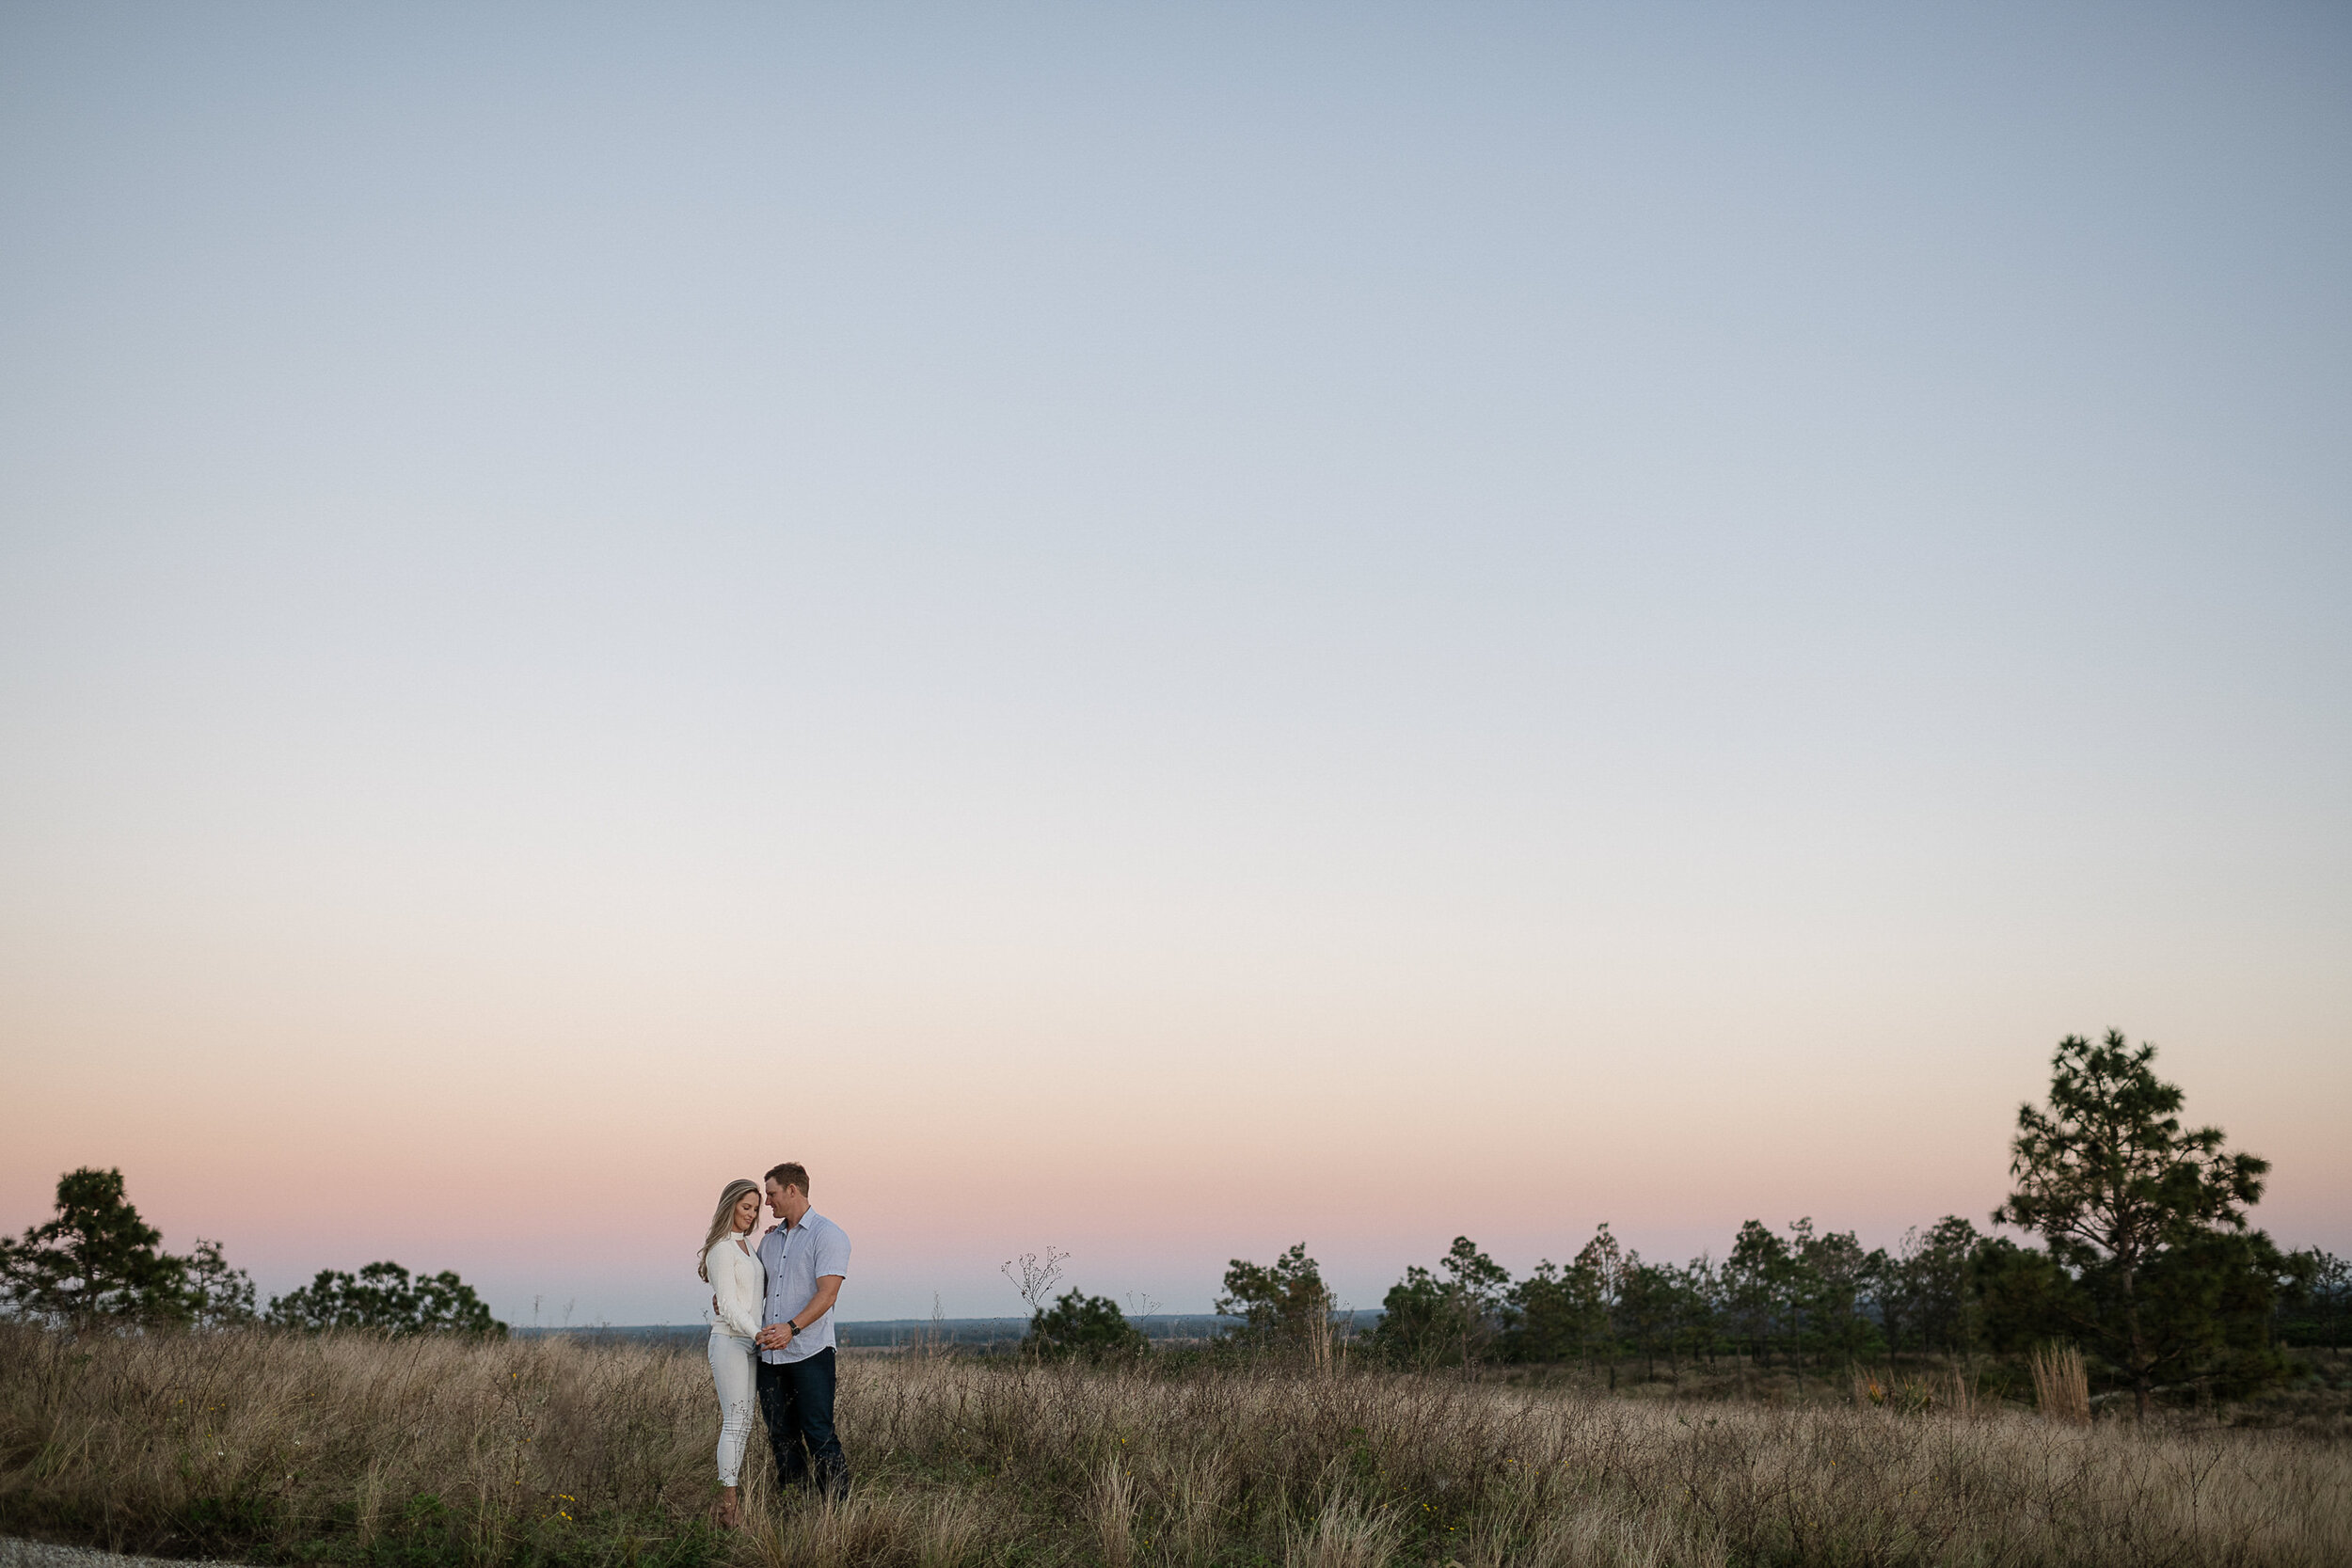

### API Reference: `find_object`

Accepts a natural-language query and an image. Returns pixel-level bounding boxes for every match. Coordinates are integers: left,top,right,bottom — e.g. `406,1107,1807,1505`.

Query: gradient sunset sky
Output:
3,3,2347,1325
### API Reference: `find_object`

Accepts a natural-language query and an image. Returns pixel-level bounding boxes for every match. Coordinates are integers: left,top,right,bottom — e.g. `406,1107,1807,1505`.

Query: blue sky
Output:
3,3,2346,1322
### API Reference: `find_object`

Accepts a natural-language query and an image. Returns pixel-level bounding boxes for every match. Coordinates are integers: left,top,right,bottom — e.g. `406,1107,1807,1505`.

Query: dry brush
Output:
1,1323,2345,1567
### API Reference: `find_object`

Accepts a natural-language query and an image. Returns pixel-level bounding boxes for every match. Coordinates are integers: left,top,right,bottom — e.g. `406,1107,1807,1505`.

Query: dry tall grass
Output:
2028,1345,2092,1427
3,1323,2346,1567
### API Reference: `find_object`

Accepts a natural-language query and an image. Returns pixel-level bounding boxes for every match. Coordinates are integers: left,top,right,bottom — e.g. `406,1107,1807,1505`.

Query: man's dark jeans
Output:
755,1347,848,1497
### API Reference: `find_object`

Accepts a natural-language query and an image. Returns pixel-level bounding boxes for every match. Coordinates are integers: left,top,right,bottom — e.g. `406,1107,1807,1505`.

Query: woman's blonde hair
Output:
698,1178,763,1281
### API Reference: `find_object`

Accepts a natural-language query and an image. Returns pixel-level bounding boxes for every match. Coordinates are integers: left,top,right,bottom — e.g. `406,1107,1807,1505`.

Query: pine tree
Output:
1994,1030,2270,1418
0,1167,191,1324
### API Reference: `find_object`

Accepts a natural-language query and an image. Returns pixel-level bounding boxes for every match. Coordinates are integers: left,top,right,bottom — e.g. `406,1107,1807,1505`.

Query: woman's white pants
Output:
708,1332,758,1487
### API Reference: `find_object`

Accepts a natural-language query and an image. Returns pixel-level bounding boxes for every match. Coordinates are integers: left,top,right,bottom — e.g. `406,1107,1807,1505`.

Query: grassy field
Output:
2,1324,2346,1568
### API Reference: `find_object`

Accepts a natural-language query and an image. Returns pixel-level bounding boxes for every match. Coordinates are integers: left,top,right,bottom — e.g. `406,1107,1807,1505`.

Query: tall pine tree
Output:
0,1167,191,1324
1995,1030,2271,1418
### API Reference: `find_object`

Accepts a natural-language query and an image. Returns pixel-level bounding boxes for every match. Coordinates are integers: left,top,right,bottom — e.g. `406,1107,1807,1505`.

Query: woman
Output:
699,1178,766,1528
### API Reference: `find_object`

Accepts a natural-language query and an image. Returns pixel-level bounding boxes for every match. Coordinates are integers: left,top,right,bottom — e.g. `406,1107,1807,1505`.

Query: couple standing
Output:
698,1163,851,1526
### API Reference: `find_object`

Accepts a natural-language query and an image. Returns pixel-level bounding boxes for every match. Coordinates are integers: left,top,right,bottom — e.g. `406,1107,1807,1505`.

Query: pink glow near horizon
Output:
6,962,2344,1322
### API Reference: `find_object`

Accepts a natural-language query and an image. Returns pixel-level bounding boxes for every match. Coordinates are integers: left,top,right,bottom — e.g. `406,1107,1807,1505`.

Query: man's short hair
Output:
765,1162,810,1196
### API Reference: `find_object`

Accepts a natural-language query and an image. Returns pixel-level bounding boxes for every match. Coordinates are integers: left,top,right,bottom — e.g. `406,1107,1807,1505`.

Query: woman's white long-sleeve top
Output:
706,1238,765,1340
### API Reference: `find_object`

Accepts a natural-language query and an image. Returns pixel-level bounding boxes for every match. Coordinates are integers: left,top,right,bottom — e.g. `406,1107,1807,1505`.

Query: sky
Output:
2,2,2347,1326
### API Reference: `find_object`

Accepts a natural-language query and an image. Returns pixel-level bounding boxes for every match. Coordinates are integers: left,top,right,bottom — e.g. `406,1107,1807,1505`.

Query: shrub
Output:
268,1260,506,1337
1022,1290,1146,1361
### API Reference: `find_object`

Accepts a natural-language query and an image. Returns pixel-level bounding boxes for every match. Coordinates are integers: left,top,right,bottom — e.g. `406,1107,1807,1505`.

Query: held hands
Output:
755,1322,796,1351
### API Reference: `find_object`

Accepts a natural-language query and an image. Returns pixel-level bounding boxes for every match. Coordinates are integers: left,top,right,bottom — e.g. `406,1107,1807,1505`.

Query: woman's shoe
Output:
717,1488,741,1529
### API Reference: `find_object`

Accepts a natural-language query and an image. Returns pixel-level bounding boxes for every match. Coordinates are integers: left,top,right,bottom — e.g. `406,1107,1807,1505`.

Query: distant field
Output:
5,1323,2346,1568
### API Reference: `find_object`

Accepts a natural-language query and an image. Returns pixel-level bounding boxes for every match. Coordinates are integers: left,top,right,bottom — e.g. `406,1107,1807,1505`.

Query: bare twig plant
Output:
922,1292,949,1362
999,1246,1067,1322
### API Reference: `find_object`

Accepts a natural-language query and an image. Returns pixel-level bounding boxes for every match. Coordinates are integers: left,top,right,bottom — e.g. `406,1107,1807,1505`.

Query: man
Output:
753,1162,850,1497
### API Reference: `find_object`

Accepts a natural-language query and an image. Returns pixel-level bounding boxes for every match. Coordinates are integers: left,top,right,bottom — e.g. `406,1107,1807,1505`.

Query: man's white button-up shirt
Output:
756,1210,851,1365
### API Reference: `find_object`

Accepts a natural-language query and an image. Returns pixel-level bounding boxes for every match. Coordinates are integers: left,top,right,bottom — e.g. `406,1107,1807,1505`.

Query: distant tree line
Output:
0,1167,501,1337
1360,1215,1983,1378
1227,1033,2344,1415
1019,1031,2345,1413
1353,1216,2340,1386
11,1030,2341,1409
